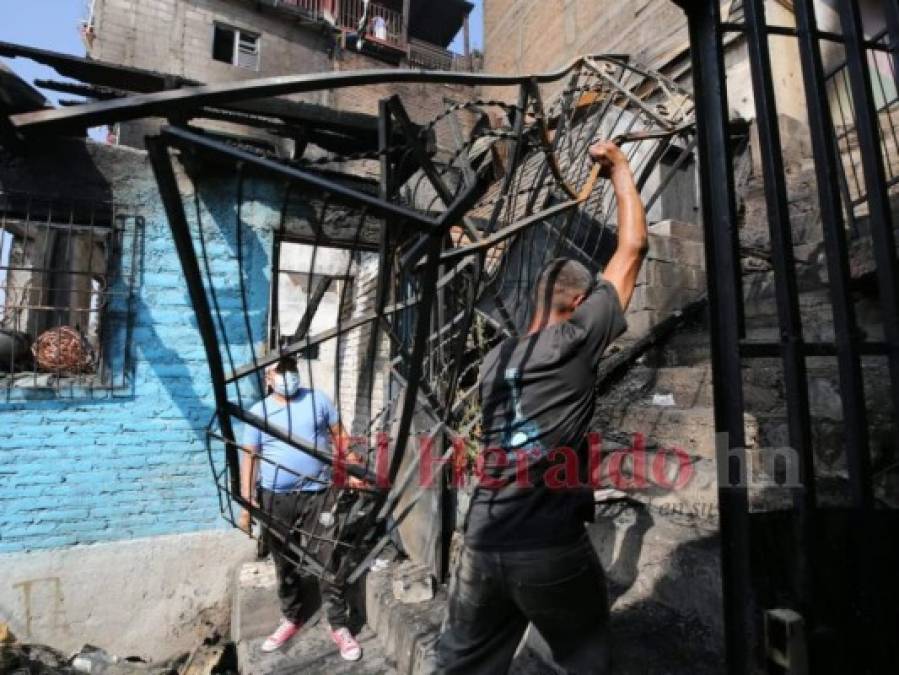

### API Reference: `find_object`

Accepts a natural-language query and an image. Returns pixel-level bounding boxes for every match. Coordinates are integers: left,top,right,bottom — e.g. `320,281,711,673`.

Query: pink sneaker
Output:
330,626,362,661
261,618,301,653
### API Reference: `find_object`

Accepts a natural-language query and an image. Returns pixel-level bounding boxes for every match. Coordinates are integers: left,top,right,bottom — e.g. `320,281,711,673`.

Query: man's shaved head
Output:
533,258,594,315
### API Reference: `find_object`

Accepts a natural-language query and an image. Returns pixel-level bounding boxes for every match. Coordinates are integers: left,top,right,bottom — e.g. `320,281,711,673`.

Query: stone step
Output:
596,452,720,520
522,510,724,673
232,560,396,674
605,403,759,458
588,509,722,637
650,364,714,408
365,560,446,675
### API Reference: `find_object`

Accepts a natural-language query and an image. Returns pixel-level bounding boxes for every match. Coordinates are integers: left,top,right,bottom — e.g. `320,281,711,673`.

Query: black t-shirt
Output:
464,279,627,550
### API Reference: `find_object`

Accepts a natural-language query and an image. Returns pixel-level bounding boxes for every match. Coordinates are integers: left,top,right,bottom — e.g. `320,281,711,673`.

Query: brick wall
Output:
0,142,277,554
481,0,688,101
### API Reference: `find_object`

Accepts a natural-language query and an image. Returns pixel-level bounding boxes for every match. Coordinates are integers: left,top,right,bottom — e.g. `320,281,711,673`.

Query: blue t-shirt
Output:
242,388,339,492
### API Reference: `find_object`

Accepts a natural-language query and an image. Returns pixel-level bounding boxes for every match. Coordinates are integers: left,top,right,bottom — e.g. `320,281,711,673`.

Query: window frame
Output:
211,22,261,71
0,198,141,400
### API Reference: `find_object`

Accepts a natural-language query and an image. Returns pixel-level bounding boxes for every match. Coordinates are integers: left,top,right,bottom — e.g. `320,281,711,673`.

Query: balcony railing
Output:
408,38,481,72
277,0,404,50
274,0,481,70
339,0,404,50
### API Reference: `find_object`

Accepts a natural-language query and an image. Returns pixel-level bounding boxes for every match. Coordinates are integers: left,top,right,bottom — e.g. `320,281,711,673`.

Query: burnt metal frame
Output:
146,124,470,530
681,0,898,672
135,54,694,585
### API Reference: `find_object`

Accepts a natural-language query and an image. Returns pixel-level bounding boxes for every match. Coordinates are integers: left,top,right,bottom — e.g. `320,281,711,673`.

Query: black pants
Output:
258,488,350,629
437,533,611,675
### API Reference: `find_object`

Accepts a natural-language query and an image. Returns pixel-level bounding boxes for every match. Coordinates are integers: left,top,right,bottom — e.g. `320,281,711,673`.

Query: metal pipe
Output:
146,137,242,507
678,1,753,671
794,0,872,510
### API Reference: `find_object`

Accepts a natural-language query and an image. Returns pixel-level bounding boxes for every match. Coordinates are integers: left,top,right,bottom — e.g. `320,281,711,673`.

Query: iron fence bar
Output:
159,125,440,230
355,98,395,435
439,197,581,264
146,136,241,506
719,21,891,49
678,1,753,672
795,0,872,511
228,402,378,485
385,179,483,486
883,1,899,83
837,0,899,430
226,297,419,383
386,96,483,243
739,340,889,358
743,1,817,628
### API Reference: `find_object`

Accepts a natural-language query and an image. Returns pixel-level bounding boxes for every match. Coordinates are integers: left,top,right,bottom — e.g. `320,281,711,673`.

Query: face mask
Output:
270,371,300,398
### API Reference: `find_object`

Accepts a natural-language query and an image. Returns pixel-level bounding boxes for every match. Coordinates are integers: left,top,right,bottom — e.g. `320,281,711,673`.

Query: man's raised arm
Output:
588,141,648,310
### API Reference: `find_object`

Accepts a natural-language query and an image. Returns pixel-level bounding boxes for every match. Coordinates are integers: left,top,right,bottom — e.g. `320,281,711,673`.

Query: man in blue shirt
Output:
239,356,363,661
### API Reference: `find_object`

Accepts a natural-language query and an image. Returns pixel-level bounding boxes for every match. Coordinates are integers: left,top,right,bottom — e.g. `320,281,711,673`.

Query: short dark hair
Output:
274,355,298,374
534,258,594,312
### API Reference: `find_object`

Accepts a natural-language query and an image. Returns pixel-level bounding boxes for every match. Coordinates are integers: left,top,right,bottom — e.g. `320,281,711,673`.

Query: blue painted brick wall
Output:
0,148,277,553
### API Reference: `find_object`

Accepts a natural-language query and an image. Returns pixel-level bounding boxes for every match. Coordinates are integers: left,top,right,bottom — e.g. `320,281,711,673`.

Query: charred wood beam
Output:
160,125,441,229
9,53,605,137
0,40,386,141
33,78,123,101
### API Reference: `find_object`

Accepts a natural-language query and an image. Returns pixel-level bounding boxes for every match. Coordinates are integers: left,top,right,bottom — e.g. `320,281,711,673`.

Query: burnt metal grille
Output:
129,56,697,592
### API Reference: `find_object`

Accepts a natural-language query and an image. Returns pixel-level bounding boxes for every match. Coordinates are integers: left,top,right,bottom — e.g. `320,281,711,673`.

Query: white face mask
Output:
270,370,300,398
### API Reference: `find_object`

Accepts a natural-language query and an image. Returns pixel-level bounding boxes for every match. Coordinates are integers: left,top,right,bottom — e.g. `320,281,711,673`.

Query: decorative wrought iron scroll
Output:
136,56,695,587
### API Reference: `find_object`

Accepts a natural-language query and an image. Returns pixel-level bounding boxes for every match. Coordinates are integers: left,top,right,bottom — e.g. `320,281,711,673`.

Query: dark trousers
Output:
437,533,611,675
258,488,350,629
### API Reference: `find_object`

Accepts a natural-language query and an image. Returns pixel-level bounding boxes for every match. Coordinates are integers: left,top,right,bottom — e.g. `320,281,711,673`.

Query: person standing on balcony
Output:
239,356,365,661
436,141,648,675
371,14,388,41
321,0,337,26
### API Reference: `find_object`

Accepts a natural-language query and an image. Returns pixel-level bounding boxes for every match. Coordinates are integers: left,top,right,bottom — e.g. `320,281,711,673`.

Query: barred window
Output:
0,193,140,399
212,23,260,71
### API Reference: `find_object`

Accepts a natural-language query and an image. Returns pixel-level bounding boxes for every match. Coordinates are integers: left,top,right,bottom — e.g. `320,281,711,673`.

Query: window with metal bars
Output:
212,23,260,71
0,193,139,398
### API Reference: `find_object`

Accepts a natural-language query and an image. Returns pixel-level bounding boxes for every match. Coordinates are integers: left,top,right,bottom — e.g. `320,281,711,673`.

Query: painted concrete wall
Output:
0,530,255,660
0,140,277,555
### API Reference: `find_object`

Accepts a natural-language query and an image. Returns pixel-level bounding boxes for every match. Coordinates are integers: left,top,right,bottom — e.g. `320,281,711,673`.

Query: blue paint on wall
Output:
0,152,279,554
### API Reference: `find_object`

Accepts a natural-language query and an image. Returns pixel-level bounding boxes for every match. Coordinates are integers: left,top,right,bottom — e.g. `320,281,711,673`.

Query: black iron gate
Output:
678,0,899,672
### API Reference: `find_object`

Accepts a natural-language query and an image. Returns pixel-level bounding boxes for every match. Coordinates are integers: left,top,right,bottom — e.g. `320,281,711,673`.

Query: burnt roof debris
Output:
0,40,392,154
0,62,49,114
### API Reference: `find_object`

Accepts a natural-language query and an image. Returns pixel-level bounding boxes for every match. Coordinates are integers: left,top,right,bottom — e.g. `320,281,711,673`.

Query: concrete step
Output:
365,561,446,675
657,328,712,366
232,560,396,674
596,452,720,520
238,621,395,675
